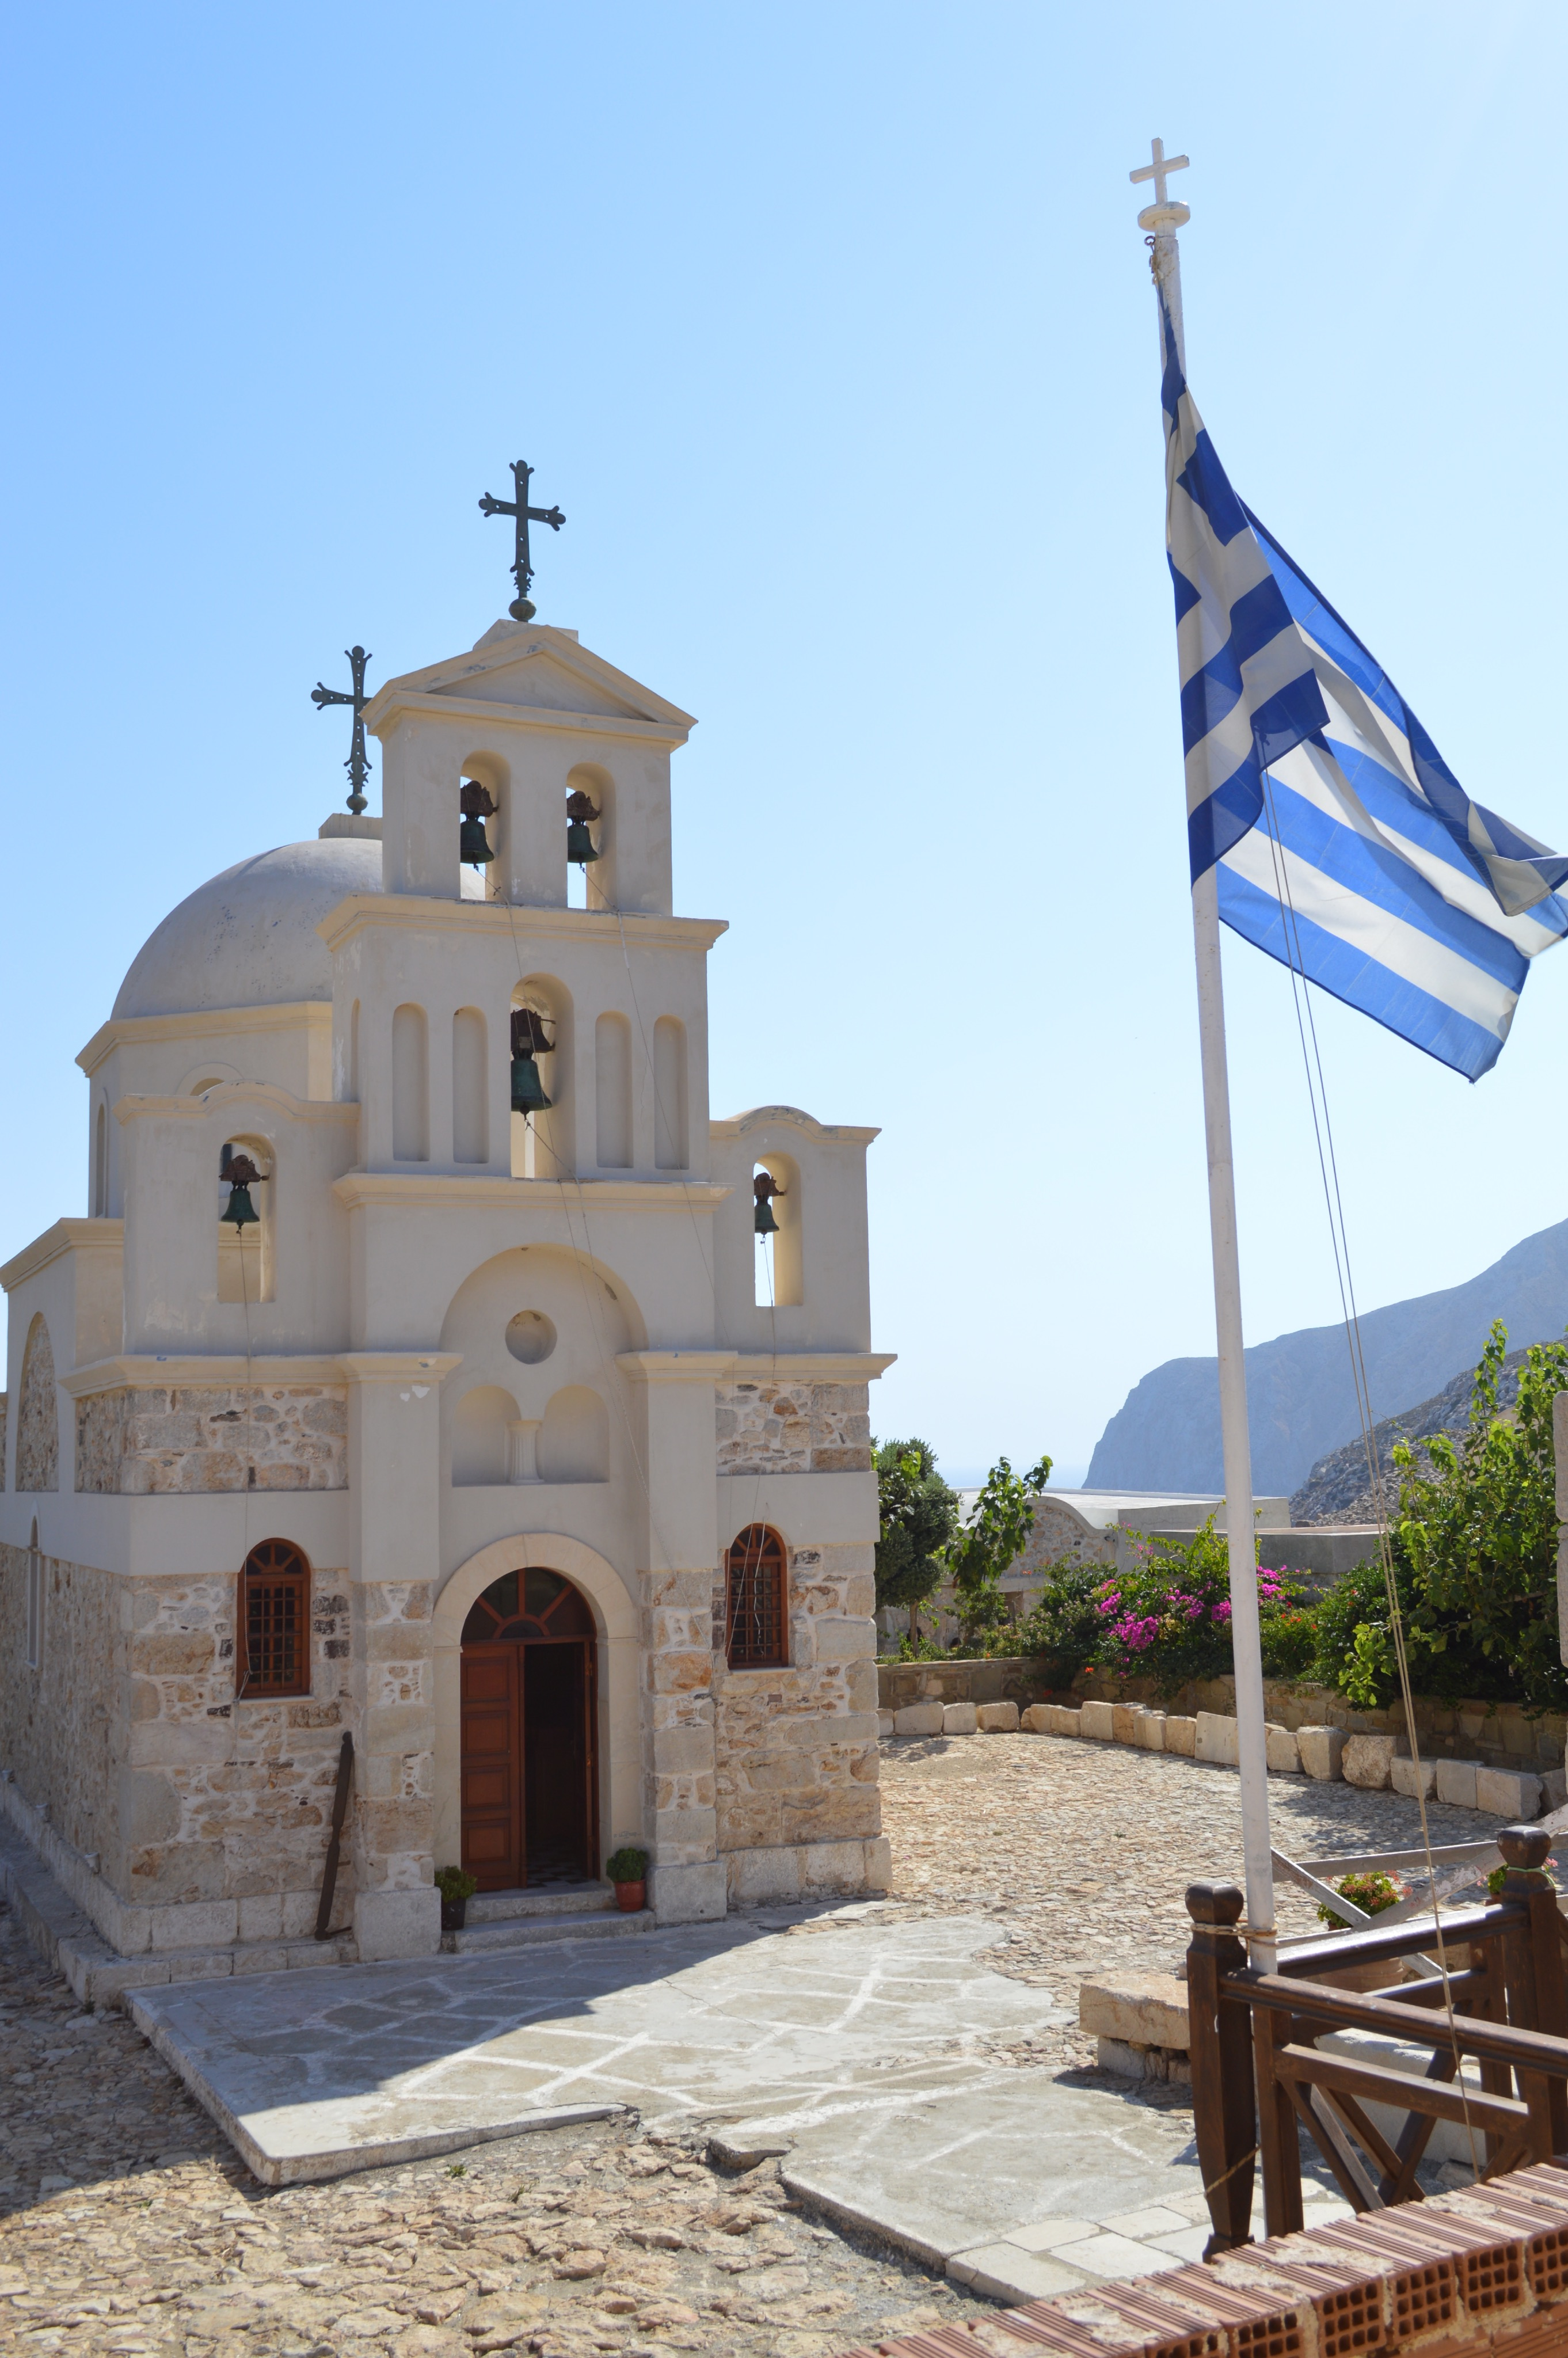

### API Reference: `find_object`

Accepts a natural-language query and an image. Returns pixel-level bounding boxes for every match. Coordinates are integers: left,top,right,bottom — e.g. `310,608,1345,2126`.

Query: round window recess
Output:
505,1311,557,1365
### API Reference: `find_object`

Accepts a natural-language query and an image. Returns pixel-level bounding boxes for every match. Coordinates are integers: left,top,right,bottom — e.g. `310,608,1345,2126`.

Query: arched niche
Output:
595,1011,632,1169
538,1385,609,1484
451,1382,522,1486
653,1015,688,1170
16,1316,59,1493
459,750,511,903
218,1130,276,1304
754,1147,802,1307
392,1003,430,1162
510,973,573,1178
431,1533,642,1879
439,1243,642,1499
567,760,614,913
452,1006,488,1164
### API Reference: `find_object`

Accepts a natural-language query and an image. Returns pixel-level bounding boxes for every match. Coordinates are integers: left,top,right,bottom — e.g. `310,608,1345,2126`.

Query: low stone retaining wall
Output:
1074,1671,1567,1777
876,1656,1051,1711
878,1691,1568,1819
881,1661,1567,1778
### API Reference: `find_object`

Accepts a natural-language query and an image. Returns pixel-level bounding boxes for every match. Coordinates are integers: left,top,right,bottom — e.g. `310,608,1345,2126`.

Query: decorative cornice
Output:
726,1352,896,1382
337,1352,463,1386
77,1002,329,1079
60,1349,462,1397
360,684,690,750
615,1351,737,1383
113,1084,357,1128
1,1220,124,1296
710,1105,881,1147
332,1172,730,1213
316,895,726,956
59,1352,352,1398
615,1350,895,1385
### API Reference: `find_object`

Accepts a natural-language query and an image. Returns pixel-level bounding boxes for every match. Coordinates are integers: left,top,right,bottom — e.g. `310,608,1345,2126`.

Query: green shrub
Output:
874,1439,960,1631
1307,1323,1568,1716
1012,1561,1105,1685
434,1865,477,1903
606,1845,650,1885
1086,1519,1313,1697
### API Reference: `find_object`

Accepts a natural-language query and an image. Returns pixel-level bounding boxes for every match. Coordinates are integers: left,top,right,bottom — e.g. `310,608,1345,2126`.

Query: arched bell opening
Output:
459,1567,599,1891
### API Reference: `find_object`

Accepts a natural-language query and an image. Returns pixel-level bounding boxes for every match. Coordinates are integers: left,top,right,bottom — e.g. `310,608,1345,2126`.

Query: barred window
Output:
724,1524,787,1669
239,1539,311,1697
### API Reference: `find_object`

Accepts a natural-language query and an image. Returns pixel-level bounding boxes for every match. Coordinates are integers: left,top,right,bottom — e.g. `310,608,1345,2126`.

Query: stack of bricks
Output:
833,2159,1568,2358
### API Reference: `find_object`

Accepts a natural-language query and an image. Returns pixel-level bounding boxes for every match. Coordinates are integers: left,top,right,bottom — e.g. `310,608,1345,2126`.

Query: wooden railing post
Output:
1499,1823,1568,2159
1186,1879,1255,2254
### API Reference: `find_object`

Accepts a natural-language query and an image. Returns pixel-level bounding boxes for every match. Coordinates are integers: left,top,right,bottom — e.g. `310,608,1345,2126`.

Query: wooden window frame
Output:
724,1524,789,1670
238,1539,313,1699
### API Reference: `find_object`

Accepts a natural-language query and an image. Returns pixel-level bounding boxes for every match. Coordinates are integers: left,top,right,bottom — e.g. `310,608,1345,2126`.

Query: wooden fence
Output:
1188,1823,1568,2251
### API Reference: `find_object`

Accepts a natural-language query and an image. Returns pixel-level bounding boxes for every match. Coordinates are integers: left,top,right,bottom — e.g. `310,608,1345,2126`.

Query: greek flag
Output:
1164,302,1568,1080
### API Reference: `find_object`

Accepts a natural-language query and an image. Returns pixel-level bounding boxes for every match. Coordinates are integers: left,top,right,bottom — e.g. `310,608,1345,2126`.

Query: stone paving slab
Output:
128,1906,1064,2187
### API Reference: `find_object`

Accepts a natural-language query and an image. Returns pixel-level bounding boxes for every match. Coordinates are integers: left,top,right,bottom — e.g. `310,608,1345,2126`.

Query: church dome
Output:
112,836,385,1020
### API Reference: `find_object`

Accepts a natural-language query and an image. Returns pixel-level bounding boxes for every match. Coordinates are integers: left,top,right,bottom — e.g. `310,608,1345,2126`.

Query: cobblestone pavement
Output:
0,1732,1522,2353
878,1729,1528,2072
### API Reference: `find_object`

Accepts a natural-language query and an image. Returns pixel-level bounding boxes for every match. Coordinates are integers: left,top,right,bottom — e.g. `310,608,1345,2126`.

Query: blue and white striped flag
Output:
1163,302,1568,1079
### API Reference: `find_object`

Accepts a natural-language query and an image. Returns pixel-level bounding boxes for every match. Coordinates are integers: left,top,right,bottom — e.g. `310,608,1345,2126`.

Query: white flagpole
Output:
1134,142,1277,1971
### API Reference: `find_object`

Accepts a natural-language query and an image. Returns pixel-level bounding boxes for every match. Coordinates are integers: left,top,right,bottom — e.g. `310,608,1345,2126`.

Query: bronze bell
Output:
566,786,600,865
460,777,497,866
753,1170,785,1235
511,1054,553,1116
222,1152,264,1230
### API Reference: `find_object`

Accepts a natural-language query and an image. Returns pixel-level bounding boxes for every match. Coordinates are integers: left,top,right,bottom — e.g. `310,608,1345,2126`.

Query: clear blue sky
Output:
4,2,1565,1484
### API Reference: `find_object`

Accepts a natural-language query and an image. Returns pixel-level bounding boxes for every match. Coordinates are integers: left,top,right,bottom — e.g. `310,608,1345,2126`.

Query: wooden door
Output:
460,1646,522,1888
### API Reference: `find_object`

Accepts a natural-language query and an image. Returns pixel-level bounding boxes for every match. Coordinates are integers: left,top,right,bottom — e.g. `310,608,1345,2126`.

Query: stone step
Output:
443,1907,653,1955
466,1882,617,1925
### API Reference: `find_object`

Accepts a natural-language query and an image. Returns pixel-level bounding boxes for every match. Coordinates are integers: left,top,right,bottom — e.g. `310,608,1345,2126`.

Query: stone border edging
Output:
878,1698,1555,1819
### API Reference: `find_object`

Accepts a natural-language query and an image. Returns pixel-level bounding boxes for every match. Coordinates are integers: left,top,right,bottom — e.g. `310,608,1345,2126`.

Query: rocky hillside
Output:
1288,1349,1528,1525
1086,1216,1568,1496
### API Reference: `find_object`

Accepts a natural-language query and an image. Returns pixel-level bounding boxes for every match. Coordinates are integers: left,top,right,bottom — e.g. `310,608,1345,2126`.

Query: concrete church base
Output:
724,1835,892,1906
647,1858,728,1923
352,1886,442,1961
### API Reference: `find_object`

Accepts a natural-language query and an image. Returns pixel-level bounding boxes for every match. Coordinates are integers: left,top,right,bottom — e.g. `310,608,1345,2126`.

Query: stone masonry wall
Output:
0,1544,116,1865
713,1539,881,1899
347,1581,435,1901
714,1381,871,1476
640,1570,717,1869
118,1566,353,1938
15,1315,59,1492
75,1386,348,1494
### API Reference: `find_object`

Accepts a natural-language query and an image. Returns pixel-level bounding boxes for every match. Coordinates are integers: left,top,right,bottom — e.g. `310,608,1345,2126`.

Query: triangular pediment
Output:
378,623,695,731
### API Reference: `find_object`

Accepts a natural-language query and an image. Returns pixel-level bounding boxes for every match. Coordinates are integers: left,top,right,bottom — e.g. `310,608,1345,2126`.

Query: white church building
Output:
0,605,890,1980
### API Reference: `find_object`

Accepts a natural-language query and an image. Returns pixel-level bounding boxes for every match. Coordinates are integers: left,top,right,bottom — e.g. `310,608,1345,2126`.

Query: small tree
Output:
873,1439,960,1647
943,1451,1053,1654
1392,1321,1568,1715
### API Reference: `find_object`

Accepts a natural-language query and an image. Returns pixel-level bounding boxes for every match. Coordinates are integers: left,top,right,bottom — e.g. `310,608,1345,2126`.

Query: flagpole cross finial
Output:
1131,136,1190,231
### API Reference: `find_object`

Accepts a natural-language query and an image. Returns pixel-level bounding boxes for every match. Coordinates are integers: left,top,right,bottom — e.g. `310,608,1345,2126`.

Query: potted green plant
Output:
435,1865,477,1931
605,1845,650,1913
1315,1869,1407,1991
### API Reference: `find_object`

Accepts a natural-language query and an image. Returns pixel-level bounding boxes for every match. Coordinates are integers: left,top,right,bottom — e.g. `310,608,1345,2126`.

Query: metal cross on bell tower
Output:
310,645,374,815
478,461,565,621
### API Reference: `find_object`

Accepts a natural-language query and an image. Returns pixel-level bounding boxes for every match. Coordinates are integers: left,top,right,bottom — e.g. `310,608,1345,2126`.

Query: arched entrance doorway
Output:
460,1568,599,1889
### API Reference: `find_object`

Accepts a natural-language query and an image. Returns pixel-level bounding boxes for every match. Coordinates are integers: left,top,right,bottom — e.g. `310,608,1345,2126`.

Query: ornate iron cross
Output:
478,461,565,621
310,645,373,815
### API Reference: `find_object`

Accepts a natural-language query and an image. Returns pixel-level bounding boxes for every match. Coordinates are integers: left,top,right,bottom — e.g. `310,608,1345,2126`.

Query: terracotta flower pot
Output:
614,1880,646,1913
440,1896,469,1931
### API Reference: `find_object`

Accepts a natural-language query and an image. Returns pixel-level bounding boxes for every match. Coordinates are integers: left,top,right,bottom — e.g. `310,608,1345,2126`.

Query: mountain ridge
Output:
1086,1216,1568,1497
